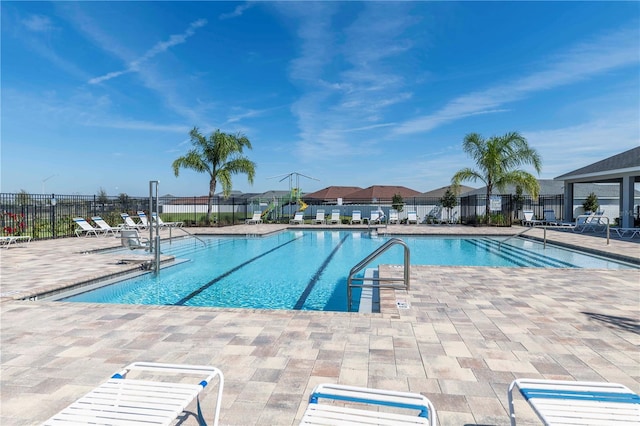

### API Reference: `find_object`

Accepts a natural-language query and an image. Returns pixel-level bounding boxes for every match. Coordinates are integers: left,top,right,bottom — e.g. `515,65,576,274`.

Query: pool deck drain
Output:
1,224,638,425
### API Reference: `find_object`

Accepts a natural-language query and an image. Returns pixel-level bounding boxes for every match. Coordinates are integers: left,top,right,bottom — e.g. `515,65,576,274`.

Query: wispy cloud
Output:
219,2,254,20
22,14,55,32
89,19,208,84
395,26,640,135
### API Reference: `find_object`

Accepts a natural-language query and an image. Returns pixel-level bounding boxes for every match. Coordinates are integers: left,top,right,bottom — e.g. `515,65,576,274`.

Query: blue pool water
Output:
59,231,636,312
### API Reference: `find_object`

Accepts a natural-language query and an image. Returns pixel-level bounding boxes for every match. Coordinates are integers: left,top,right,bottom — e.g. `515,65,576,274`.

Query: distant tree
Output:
118,193,130,210
439,187,458,222
172,127,256,224
452,131,541,224
391,193,404,212
583,192,599,213
16,190,31,206
97,187,109,205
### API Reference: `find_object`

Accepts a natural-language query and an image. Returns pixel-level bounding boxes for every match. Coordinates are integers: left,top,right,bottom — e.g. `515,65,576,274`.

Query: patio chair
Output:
152,213,184,228
290,211,304,225
121,213,147,230
42,362,224,426
365,210,381,224
522,210,544,226
572,212,596,233
613,227,640,239
329,209,341,224
91,216,122,235
542,210,573,228
300,383,437,426
350,210,362,225
508,378,640,426
388,209,399,224
1,235,32,248
407,211,419,225
120,229,150,250
245,211,263,225
137,211,151,227
72,217,103,237
312,209,326,225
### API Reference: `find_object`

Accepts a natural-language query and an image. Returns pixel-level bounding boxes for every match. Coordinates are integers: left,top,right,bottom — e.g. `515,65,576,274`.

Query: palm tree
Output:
172,127,256,224
452,131,541,224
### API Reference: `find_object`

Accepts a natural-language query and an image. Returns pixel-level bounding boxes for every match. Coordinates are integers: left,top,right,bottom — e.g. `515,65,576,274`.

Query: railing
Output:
498,226,537,249
347,238,410,312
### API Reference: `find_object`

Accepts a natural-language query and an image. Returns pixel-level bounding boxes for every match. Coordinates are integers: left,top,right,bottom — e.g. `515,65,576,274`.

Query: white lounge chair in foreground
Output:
350,210,362,224
329,209,341,224
1,235,32,248
120,229,150,250
245,211,263,225
300,383,437,426
508,378,640,426
290,211,304,225
313,209,326,225
91,216,121,235
43,362,224,426
121,213,147,230
407,211,419,225
73,217,102,237
152,213,184,228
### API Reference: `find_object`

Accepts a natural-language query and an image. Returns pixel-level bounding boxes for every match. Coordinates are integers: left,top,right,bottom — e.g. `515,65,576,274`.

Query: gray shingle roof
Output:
555,146,640,180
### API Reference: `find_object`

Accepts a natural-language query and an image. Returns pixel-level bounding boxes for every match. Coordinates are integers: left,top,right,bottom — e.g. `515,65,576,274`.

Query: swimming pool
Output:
58,231,636,312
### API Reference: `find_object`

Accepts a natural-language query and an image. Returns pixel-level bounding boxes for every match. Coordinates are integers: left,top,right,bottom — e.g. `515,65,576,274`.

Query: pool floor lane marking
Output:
293,234,350,310
173,235,303,306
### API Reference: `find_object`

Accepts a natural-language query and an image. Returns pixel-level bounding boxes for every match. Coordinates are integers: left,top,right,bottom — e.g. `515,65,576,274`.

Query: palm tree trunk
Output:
207,179,216,225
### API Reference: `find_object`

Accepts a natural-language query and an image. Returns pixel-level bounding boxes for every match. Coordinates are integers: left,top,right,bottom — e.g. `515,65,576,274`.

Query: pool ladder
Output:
347,238,410,312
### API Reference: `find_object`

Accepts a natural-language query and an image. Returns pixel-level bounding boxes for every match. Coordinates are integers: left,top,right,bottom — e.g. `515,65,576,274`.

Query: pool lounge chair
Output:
245,211,263,225
508,378,640,426
542,210,573,228
290,211,304,225
42,362,224,426
137,211,151,227
407,211,419,225
1,235,32,248
152,213,184,228
388,209,399,224
91,216,122,235
300,383,437,426
120,229,150,250
613,227,640,239
329,209,341,224
312,209,326,225
522,210,544,226
350,210,362,224
121,213,147,230
73,217,103,237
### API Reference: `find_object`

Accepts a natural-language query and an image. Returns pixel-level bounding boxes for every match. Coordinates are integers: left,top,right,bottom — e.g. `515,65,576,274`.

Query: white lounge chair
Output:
0,235,32,248
245,211,263,225
120,229,150,250
350,210,362,225
73,217,102,237
508,378,640,426
301,383,437,426
42,362,224,426
573,212,597,233
290,211,304,225
407,211,419,225
329,209,341,224
152,213,184,228
522,210,544,226
542,210,573,227
91,216,121,235
312,209,326,225
366,210,384,224
388,209,399,224
121,213,147,230
613,227,640,239
137,211,151,227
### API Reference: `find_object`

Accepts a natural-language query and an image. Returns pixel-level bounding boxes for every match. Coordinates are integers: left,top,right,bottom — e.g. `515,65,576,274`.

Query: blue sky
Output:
2,1,639,197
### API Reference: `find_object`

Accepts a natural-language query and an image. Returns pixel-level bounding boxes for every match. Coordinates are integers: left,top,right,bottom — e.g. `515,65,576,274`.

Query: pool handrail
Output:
347,237,410,312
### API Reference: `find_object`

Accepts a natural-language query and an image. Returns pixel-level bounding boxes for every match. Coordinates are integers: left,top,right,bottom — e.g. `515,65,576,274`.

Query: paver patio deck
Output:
1,224,638,425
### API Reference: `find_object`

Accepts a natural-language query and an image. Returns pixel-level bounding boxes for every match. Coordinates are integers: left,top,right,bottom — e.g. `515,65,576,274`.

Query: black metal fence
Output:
1,192,569,241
